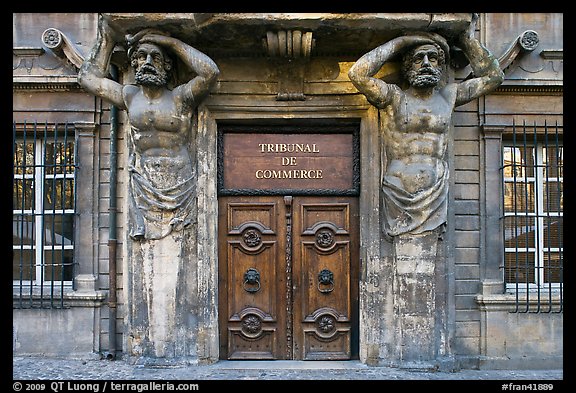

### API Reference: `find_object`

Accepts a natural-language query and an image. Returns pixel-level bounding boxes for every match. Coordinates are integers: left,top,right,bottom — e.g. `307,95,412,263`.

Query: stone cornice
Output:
540,49,563,60
13,76,81,92
493,85,563,95
13,47,45,57
103,13,473,58
482,125,506,138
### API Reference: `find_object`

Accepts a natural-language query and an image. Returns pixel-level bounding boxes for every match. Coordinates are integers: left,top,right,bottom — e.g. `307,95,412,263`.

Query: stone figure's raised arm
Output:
348,33,439,108
455,14,504,107
136,32,220,108
77,17,126,109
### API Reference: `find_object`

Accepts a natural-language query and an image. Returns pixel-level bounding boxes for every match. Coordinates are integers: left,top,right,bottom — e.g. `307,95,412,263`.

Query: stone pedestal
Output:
392,230,451,369
127,230,199,364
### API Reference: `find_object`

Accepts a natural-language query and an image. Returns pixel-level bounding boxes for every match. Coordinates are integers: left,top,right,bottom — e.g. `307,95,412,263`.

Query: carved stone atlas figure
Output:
348,14,504,237
78,17,220,240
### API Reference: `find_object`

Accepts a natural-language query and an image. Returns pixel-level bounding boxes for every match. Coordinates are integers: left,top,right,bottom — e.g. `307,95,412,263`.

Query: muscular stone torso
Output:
126,87,194,187
128,88,190,149
383,88,454,194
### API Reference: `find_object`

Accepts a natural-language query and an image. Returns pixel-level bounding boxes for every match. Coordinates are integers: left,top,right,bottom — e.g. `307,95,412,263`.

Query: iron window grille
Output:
501,120,563,313
13,121,77,309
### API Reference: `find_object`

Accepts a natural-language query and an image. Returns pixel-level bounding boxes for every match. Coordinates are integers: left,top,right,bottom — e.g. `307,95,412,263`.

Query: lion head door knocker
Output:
318,268,334,293
243,267,261,293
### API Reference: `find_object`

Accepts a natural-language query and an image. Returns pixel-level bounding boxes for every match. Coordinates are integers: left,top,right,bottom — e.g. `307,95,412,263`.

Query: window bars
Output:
501,120,563,313
13,122,77,309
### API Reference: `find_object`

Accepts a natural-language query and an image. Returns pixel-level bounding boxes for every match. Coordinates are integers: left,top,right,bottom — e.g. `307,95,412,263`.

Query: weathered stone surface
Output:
103,13,472,56
393,232,439,363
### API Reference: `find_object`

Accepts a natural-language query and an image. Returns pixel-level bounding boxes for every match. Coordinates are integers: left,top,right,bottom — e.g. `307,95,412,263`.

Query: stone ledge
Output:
103,13,473,57
13,274,107,308
13,291,107,308
476,293,563,312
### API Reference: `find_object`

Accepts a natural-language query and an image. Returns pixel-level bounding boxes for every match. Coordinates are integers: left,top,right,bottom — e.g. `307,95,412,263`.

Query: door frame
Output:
216,123,361,360
193,104,382,365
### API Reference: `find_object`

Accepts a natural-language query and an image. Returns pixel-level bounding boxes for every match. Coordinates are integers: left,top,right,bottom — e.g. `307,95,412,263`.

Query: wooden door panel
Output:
293,197,358,360
300,202,352,234
300,242,351,318
219,196,358,360
302,321,351,360
218,197,287,359
227,240,279,323
227,307,278,360
227,202,278,234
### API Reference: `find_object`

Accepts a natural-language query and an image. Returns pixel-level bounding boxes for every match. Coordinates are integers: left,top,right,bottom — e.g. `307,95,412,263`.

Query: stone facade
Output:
13,13,563,369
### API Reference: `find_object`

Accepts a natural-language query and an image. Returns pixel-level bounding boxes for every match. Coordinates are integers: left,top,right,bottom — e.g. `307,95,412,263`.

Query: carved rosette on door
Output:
218,196,358,360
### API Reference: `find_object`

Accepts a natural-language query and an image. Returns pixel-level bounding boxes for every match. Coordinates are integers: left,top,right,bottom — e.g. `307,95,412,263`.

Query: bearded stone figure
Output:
78,18,220,240
349,14,504,237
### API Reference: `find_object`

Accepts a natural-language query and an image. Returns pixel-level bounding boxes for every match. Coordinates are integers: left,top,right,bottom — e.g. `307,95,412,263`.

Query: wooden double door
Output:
218,195,359,360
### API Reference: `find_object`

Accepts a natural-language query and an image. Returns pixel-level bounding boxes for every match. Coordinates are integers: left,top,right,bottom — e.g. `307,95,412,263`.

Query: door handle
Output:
317,269,334,293
243,267,261,293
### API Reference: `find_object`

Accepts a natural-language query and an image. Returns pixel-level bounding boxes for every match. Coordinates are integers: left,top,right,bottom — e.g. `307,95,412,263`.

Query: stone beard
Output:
406,66,442,88
135,63,169,86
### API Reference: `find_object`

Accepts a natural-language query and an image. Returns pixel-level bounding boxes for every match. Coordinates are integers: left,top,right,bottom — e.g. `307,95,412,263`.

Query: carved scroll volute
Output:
41,28,85,70
454,29,540,74
498,30,540,71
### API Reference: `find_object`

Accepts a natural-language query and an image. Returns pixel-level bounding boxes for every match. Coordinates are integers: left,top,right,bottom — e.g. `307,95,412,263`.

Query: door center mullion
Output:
283,195,294,359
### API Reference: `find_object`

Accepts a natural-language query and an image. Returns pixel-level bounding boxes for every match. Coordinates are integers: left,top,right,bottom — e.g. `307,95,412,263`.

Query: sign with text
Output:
220,131,358,194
